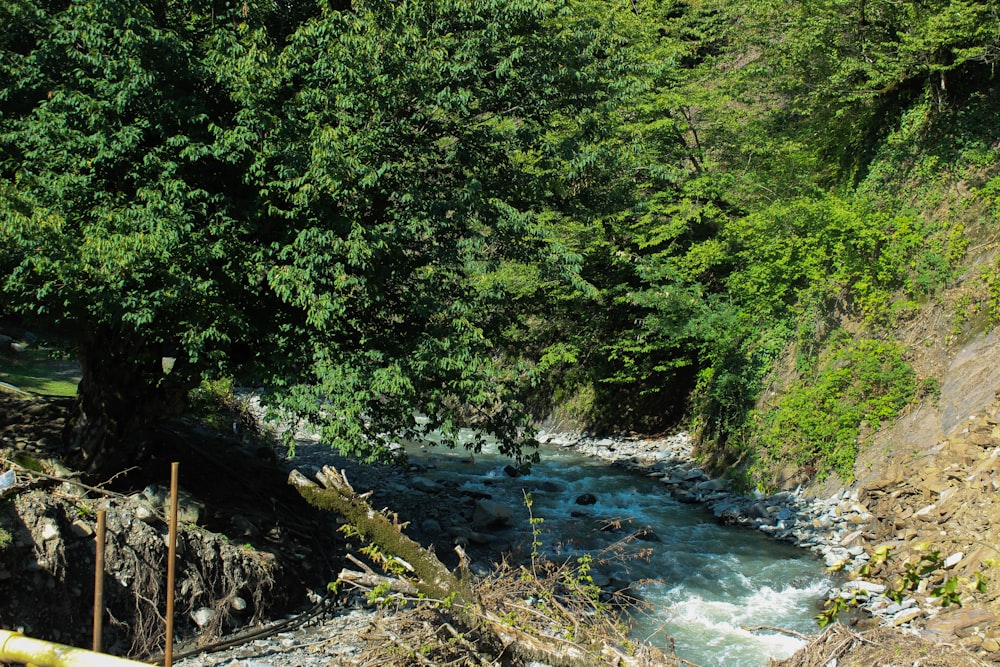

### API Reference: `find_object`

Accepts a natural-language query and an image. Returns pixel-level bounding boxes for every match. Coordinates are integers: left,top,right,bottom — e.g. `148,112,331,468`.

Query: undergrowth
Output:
187,377,273,449
749,336,917,486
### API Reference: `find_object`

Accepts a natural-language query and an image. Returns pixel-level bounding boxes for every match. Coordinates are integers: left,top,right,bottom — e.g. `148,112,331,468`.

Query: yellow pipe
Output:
0,629,149,667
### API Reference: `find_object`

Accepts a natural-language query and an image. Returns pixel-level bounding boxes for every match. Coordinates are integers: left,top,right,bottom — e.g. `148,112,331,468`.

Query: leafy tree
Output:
0,0,612,472
492,0,738,431
725,0,1000,181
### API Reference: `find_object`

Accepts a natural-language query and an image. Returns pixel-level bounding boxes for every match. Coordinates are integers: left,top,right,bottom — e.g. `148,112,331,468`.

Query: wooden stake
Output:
164,462,179,667
92,509,106,653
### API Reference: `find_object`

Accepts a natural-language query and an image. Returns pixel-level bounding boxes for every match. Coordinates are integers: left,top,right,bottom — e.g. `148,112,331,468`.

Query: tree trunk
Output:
65,329,195,476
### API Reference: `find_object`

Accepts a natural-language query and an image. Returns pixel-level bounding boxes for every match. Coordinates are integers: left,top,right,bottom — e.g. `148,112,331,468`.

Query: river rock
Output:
891,608,923,626
696,478,728,492
923,608,1000,639
518,479,566,494
471,499,514,529
842,580,886,594
634,528,661,542
410,476,442,493
574,493,597,506
420,518,442,536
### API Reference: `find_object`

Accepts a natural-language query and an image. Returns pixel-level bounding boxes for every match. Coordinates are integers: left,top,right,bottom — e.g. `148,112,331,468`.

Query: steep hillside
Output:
767,85,1000,664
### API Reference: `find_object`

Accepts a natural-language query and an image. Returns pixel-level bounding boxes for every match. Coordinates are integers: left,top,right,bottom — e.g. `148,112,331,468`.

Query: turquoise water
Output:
405,436,829,666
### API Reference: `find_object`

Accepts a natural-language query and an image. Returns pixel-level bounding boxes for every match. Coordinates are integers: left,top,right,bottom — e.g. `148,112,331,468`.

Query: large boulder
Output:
471,499,515,530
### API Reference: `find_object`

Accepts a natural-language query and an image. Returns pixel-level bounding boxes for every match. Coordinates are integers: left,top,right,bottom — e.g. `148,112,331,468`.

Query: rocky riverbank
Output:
174,412,1000,666
543,419,1000,663
4,382,998,666
547,431,872,570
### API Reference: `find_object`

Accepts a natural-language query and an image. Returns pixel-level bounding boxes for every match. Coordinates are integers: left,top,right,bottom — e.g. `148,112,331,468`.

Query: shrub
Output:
751,337,916,483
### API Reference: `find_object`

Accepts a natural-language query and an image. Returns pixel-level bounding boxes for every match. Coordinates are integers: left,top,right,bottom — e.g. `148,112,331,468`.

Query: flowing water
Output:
404,434,830,667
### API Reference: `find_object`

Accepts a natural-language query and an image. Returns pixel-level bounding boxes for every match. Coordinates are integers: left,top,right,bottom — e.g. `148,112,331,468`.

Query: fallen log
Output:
287,467,474,605
289,465,686,667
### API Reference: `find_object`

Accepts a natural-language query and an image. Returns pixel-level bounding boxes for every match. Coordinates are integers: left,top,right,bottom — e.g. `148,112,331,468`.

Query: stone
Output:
842,580,886,594
420,518,442,536
70,520,94,538
518,480,565,494
136,484,203,525
410,476,442,493
471,499,514,529
634,528,661,542
40,519,59,542
892,608,923,626
574,493,597,506
923,608,999,638
191,607,216,628
839,529,863,545
943,551,964,568
467,531,494,546
696,478,728,492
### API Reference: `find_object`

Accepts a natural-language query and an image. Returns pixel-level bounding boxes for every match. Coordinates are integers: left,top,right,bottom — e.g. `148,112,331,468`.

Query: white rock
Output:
40,520,60,542
892,608,923,626
842,580,886,594
191,607,216,627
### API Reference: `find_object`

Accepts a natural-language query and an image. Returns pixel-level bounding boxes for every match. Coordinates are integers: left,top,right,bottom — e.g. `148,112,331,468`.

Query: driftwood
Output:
289,465,682,667
337,569,419,596
742,625,811,641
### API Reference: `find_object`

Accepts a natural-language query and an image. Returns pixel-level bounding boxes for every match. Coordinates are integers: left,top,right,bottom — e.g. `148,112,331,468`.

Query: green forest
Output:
2,0,999,489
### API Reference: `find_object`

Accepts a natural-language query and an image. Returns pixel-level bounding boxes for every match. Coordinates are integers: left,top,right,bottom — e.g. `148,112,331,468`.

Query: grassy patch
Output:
0,348,80,397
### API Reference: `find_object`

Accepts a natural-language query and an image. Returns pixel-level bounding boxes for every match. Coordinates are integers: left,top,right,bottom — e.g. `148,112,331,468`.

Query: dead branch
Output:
742,625,811,641
290,465,678,667
338,569,419,596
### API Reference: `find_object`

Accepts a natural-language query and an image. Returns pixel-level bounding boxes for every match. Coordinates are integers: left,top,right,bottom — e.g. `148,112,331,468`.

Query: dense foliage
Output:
0,0,612,470
2,0,998,484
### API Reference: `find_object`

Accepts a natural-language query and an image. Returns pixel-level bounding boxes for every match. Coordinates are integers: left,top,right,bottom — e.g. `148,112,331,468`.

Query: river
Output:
402,432,830,667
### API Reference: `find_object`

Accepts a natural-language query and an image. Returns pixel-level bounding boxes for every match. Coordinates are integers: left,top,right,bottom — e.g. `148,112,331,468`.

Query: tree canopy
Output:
2,0,999,486
1,0,612,470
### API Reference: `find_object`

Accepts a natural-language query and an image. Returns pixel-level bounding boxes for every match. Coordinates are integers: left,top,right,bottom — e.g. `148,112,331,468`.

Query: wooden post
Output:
92,509,106,653
164,463,179,667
